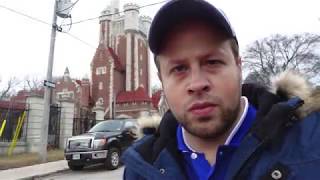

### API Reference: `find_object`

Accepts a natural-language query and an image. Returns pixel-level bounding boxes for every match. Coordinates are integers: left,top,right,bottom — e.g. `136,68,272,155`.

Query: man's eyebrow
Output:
196,49,224,60
197,53,213,60
166,59,186,65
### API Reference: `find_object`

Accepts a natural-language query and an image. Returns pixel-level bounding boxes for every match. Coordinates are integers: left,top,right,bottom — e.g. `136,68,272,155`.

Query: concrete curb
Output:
0,160,69,180
19,168,69,180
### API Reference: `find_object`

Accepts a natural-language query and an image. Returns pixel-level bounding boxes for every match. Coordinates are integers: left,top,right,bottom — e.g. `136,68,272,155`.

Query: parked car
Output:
64,119,137,170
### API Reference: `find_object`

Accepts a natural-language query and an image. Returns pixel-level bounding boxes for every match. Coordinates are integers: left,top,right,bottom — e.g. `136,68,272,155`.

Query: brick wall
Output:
80,80,90,107
138,38,149,93
117,35,127,66
91,45,111,109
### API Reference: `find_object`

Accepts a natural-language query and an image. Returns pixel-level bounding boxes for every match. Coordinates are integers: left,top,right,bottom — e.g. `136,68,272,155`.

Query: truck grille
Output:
68,138,92,150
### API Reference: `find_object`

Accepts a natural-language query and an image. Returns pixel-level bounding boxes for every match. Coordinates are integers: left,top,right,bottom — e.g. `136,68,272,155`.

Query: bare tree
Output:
243,33,320,85
243,71,265,86
23,76,43,91
0,77,20,100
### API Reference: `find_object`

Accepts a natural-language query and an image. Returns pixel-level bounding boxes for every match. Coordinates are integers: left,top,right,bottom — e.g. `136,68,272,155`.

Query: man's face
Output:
158,22,242,139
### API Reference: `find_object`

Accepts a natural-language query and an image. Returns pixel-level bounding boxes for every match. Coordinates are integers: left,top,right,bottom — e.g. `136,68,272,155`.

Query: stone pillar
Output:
26,96,44,153
59,100,74,149
93,105,105,123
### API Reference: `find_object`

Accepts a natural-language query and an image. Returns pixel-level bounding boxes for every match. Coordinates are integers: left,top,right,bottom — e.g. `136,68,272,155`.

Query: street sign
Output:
44,80,56,88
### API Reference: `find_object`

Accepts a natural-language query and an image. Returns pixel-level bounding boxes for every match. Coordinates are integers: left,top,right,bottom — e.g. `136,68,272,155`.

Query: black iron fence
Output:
0,104,28,142
73,118,96,136
48,104,61,149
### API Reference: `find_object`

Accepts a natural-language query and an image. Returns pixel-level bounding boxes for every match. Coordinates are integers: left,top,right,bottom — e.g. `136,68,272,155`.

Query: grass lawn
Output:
0,149,64,170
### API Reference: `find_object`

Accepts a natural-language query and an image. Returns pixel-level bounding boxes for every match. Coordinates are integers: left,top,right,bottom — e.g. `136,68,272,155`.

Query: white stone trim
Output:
109,61,114,118
134,34,139,90
99,21,104,44
115,35,119,54
116,107,150,112
98,82,103,90
108,21,112,47
110,35,114,50
126,33,132,91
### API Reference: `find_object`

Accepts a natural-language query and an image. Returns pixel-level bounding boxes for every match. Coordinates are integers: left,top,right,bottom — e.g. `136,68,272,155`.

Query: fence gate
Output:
72,118,96,136
48,104,61,149
0,103,28,143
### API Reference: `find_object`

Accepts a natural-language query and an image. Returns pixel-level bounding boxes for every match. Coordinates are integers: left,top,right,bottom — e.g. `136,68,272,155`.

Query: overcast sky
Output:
0,0,319,89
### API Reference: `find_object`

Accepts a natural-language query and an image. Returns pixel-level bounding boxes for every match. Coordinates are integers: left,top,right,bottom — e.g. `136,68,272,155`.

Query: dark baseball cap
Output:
148,0,237,55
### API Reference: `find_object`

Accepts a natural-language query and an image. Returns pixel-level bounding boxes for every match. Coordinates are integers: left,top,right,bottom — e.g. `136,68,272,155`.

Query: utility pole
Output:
39,0,58,163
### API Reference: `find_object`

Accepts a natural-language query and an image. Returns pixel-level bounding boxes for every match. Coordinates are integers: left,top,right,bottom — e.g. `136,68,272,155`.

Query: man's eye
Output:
206,59,223,65
171,65,187,73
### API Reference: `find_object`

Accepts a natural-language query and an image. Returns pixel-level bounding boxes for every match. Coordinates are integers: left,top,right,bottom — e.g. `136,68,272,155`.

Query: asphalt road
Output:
39,165,124,180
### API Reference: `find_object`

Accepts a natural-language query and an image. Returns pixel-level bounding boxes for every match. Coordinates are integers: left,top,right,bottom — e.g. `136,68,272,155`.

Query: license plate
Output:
72,154,80,160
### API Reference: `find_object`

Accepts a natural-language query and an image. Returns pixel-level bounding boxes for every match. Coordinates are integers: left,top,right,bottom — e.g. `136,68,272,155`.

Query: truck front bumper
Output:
65,150,108,165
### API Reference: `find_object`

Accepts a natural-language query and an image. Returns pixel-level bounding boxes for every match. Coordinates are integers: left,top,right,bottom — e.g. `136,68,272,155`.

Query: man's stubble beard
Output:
179,96,241,140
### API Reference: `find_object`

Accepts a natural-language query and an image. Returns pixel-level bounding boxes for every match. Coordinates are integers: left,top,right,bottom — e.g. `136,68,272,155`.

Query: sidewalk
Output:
0,160,69,180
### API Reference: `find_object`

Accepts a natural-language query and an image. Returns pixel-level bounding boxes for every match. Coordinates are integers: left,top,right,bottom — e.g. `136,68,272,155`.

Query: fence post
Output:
92,105,105,123
59,100,74,149
25,96,44,153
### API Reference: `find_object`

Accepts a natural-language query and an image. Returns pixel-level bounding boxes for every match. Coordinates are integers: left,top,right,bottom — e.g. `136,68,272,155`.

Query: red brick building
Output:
89,1,153,118
54,1,158,119
54,68,91,119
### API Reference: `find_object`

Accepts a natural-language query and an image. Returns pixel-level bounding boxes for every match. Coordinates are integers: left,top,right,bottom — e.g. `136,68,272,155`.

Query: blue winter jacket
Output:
121,83,320,180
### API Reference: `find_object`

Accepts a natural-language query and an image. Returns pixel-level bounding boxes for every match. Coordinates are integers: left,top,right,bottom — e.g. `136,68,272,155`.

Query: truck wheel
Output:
105,147,120,170
68,162,84,171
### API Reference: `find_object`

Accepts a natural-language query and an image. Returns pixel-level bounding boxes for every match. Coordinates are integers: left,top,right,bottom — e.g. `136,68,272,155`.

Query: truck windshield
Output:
89,120,124,132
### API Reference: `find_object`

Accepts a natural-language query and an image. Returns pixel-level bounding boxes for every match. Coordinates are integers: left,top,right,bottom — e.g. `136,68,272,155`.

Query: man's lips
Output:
188,102,217,116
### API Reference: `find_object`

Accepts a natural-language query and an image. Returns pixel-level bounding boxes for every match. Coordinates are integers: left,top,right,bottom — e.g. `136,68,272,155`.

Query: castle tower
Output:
99,0,120,47
124,3,140,31
110,0,120,14
139,16,152,38
99,8,111,46
63,67,71,82
90,1,153,119
123,3,139,91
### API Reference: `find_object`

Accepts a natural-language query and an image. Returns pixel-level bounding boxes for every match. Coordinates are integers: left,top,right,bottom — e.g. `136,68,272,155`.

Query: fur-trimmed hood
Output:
270,70,320,119
135,115,162,139
136,70,319,136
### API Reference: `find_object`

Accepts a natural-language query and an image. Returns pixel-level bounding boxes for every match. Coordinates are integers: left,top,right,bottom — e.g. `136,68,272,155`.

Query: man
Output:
121,0,320,179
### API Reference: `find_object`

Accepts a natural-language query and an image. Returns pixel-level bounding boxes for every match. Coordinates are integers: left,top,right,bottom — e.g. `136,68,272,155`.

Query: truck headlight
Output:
93,139,106,150
65,138,69,151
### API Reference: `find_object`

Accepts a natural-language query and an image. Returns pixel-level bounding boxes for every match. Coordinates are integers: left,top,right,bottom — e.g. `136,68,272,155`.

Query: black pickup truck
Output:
64,119,137,170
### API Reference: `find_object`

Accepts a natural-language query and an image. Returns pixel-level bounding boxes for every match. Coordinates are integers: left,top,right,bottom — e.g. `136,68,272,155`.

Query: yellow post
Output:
0,120,6,137
8,111,26,156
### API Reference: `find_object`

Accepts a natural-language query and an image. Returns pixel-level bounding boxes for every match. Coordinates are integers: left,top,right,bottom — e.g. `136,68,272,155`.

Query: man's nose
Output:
187,69,210,94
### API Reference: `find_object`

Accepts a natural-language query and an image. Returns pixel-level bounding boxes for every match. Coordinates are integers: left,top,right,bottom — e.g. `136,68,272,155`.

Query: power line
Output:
0,4,50,26
0,0,167,49
61,0,168,26
64,32,95,49
0,3,94,49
